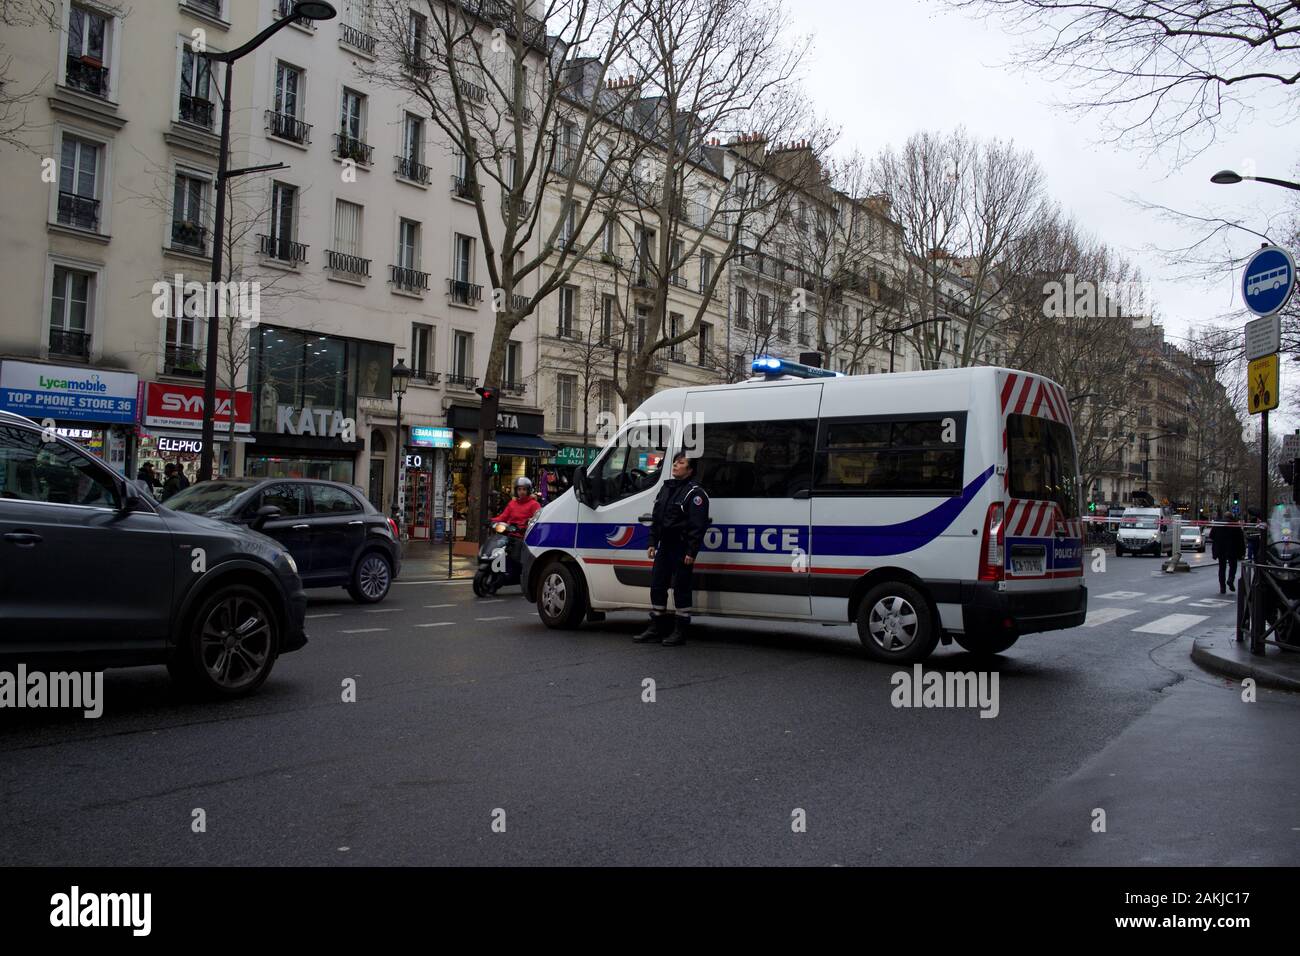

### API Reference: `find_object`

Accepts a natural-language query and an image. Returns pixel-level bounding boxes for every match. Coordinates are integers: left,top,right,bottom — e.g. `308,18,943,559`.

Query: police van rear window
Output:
1007,413,1079,517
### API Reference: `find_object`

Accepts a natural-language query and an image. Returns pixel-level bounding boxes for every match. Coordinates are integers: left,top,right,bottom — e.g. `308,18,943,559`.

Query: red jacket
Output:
493,496,541,531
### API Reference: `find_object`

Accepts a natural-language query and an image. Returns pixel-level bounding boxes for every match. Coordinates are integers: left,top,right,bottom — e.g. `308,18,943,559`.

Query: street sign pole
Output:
1262,410,1269,514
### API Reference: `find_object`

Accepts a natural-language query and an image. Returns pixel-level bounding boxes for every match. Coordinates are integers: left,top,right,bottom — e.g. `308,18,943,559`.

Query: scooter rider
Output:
492,476,541,534
634,452,710,646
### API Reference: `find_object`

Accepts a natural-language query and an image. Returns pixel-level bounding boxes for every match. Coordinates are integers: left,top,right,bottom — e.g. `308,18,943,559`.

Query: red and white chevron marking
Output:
1006,500,1083,538
999,372,1072,426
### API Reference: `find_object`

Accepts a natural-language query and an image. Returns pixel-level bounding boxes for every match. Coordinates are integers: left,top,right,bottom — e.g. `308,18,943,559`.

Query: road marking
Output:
364,608,402,613
475,616,513,622
1081,607,1139,627
1132,614,1209,635
341,628,389,634
478,599,505,604
414,622,454,628
306,613,340,619
1145,594,1188,604
395,579,474,586
1188,598,1233,608
424,604,456,609
1097,590,1145,600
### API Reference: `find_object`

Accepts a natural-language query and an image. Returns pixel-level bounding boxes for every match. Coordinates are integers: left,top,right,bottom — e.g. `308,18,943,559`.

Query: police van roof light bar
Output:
751,355,842,379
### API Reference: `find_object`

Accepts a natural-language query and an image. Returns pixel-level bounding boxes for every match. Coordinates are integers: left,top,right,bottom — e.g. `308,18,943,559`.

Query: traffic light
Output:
1233,491,1240,507
1088,501,1096,513
475,385,497,402
491,461,500,475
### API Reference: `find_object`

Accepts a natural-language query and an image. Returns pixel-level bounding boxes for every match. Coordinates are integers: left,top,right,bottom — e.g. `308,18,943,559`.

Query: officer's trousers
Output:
650,538,694,620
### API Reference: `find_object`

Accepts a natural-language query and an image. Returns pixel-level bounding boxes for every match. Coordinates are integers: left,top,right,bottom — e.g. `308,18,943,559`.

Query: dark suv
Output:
164,478,401,603
0,411,306,697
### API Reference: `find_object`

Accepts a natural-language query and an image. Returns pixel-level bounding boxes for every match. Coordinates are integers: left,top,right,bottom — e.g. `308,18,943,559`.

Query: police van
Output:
521,358,1087,663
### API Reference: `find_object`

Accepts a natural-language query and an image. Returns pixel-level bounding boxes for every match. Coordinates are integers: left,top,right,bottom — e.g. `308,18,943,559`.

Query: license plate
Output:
1009,546,1046,576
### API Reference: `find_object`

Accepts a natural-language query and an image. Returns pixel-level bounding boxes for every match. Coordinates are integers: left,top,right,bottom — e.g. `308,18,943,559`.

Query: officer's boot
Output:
661,615,688,646
633,614,665,643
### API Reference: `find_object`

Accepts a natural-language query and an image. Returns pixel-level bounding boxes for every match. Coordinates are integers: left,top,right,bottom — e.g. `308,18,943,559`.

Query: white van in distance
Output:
521,359,1088,663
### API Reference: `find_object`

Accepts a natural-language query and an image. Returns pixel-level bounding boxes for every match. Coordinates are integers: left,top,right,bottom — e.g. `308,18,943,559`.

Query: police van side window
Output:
591,428,666,504
814,414,965,494
693,420,816,498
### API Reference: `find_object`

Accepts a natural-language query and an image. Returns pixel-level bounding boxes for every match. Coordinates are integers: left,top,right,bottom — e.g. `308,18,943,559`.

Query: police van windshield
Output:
1007,413,1079,518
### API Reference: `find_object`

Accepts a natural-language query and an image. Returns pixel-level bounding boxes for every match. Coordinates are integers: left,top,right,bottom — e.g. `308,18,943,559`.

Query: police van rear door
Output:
681,383,822,618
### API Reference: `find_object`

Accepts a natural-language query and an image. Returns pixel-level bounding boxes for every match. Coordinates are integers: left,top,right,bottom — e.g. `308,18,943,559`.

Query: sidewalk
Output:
398,542,477,579
1192,625,1300,692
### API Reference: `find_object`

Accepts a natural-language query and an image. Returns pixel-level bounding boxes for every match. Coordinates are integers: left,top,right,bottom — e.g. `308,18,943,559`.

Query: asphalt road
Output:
2,544,1297,866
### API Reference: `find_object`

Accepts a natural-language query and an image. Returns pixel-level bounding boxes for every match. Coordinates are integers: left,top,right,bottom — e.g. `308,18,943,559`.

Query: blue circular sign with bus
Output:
1242,245,1296,317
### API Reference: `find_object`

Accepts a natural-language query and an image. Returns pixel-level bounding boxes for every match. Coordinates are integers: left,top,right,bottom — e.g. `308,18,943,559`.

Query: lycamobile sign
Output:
0,360,137,424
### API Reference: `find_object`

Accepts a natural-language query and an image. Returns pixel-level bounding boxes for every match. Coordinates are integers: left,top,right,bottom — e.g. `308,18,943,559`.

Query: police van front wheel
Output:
537,561,587,629
856,582,939,664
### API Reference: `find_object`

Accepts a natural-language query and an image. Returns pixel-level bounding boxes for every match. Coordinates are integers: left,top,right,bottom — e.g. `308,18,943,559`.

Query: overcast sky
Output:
786,0,1299,353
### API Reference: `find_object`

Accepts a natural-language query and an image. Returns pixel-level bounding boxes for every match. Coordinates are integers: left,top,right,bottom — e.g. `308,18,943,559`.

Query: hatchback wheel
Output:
349,551,393,603
168,585,278,698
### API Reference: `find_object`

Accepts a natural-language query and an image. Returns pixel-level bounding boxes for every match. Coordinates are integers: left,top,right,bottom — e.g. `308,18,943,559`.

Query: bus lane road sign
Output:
1242,246,1296,317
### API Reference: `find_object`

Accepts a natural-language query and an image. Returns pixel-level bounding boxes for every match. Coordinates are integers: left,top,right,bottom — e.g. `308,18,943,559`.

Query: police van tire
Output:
537,560,587,629
954,632,1018,656
856,581,939,664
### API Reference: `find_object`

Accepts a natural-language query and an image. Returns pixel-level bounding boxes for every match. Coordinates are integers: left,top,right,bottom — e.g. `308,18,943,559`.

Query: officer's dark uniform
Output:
635,472,710,645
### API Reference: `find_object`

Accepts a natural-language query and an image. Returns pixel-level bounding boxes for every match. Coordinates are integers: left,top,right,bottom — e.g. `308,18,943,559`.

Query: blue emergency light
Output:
751,355,842,379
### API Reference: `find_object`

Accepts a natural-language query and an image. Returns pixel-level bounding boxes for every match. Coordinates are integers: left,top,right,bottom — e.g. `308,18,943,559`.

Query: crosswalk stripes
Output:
1080,607,1139,628
1132,614,1210,635
1085,587,1231,635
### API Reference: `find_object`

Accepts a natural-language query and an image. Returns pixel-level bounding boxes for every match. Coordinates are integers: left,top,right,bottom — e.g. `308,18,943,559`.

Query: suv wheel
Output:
168,585,279,698
855,581,939,664
349,551,393,603
537,560,587,629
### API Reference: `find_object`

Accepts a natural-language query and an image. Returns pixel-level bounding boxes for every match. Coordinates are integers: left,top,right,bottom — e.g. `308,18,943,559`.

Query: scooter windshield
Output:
1268,504,1300,555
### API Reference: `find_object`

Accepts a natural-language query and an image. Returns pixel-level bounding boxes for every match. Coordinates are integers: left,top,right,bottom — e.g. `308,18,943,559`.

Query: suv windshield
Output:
165,480,255,516
1007,413,1080,518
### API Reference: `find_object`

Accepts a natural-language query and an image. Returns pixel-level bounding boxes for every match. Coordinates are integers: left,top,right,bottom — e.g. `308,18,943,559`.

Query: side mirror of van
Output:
573,466,596,507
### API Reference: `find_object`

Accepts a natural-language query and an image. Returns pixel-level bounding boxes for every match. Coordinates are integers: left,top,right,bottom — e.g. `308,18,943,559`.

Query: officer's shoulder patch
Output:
693,495,703,506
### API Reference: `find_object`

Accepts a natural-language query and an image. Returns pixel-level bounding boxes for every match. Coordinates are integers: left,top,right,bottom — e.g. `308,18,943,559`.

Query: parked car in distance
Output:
1116,506,1173,557
164,478,401,603
0,410,307,698
1179,523,1206,553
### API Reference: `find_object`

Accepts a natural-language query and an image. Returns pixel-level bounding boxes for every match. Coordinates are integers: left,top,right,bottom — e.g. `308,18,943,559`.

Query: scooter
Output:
1254,504,1300,649
473,521,522,596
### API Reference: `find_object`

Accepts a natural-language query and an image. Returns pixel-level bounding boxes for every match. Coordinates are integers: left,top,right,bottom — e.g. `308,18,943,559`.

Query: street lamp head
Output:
293,1,337,19
391,358,412,397
1210,170,1243,185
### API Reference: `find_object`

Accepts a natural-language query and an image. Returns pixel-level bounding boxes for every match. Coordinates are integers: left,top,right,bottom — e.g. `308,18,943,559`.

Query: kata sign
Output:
0,360,137,424
141,382,251,432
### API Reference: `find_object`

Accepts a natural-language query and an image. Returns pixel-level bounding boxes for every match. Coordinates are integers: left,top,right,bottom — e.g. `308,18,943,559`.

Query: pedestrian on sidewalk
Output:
1209,510,1245,594
634,452,709,647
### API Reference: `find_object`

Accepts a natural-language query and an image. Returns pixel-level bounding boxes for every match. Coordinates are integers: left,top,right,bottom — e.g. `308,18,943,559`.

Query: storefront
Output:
404,425,453,541
545,445,601,502
245,325,392,482
0,359,137,474
136,381,253,482
447,404,555,536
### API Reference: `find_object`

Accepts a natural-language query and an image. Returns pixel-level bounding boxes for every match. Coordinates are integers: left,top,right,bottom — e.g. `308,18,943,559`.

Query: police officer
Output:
634,452,709,646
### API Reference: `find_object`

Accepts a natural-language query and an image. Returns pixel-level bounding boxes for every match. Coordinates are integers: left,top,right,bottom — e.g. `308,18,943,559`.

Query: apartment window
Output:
505,341,522,387
337,88,371,163
559,201,577,244
601,295,616,343
398,112,428,183
65,4,111,97
670,240,684,285
667,312,683,360
634,308,647,352
398,219,420,269
49,266,94,357
452,330,473,379
453,234,473,283
699,251,713,293
328,199,368,278
274,62,301,117
699,322,713,366
56,134,101,231
556,374,577,432
171,172,208,252
558,286,576,337
597,379,614,414
164,279,204,376
261,181,305,262
411,323,434,378
178,46,213,128
732,353,746,377
602,216,616,255
736,287,748,329
757,293,770,330
340,0,376,53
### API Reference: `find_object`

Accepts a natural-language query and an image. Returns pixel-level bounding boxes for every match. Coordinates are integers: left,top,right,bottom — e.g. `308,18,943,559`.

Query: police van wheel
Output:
954,632,1018,656
537,561,587,629
856,582,938,664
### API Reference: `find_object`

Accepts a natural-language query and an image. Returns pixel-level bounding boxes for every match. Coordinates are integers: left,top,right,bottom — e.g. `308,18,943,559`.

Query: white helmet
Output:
514,476,533,492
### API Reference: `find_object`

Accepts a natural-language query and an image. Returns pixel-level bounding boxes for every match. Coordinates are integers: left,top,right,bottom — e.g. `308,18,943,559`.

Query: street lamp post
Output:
195,2,337,482
1211,170,1300,192
390,359,412,528
884,316,950,373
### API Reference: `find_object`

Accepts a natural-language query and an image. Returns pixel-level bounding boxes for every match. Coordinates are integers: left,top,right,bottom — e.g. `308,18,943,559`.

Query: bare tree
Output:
946,0,1300,159
1,1,70,152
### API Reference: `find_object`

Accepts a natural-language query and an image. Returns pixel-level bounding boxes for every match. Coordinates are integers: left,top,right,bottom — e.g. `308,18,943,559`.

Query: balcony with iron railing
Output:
412,369,440,386
448,278,483,306
556,326,583,342
451,175,481,201
170,219,207,253
669,348,686,363
57,191,100,231
178,93,214,129
266,110,311,144
65,55,110,97
389,264,429,293
502,381,527,397
446,372,478,390
669,274,688,289
340,21,377,54
334,132,373,165
183,0,222,16
395,154,431,184
258,233,308,264
402,47,432,78
456,77,488,102
326,249,371,279
49,328,91,358
598,251,623,267
511,294,530,313
501,195,532,220
165,344,204,377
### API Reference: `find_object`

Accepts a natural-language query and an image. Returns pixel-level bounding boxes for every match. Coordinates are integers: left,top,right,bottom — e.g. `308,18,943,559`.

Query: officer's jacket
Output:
650,478,710,557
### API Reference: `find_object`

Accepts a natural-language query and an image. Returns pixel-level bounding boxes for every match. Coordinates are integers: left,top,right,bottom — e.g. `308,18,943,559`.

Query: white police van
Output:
521,358,1087,662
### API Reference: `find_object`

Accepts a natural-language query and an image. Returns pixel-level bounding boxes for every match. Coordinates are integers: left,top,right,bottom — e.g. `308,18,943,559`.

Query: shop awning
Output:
456,430,557,456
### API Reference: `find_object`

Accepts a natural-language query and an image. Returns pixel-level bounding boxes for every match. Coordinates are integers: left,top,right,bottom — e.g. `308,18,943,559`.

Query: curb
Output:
1191,629,1300,693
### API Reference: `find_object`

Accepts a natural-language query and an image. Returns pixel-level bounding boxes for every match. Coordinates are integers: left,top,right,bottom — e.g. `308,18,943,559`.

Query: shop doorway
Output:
368,429,387,510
